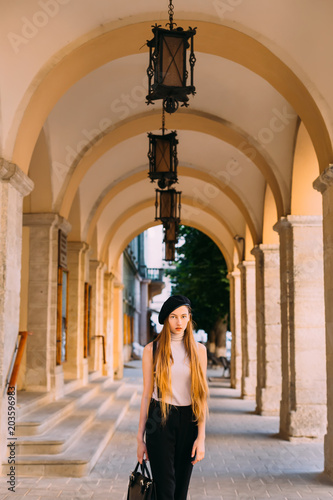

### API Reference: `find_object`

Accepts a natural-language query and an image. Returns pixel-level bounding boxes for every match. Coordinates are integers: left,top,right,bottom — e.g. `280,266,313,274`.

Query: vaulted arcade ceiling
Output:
1,0,332,271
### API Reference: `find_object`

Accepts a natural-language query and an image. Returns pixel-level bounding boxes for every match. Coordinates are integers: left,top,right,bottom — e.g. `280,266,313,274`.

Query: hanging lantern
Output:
164,240,176,261
155,188,181,224
163,218,179,242
146,1,196,113
148,130,178,189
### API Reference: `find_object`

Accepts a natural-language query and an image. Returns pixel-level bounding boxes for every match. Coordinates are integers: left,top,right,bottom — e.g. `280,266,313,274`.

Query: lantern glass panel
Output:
165,240,175,261
160,190,173,219
165,219,177,241
155,138,171,172
161,34,185,87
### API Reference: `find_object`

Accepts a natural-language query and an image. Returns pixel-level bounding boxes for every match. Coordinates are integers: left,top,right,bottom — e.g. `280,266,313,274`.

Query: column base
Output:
280,405,327,441
324,433,333,480
256,387,280,416
54,365,64,399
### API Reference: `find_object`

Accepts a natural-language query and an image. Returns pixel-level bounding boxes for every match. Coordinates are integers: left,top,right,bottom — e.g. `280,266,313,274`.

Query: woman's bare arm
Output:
137,342,154,463
192,342,207,464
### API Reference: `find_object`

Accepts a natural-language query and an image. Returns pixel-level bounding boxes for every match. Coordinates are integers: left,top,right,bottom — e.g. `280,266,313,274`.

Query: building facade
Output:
0,0,333,480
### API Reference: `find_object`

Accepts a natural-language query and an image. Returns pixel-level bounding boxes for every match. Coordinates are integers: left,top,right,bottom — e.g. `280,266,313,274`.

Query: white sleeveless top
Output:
152,332,192,406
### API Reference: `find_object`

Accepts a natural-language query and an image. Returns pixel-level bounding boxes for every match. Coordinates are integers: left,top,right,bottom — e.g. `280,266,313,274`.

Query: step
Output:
5,384,137,477
15,383,122,453
16,391,52,419
15,385,99,437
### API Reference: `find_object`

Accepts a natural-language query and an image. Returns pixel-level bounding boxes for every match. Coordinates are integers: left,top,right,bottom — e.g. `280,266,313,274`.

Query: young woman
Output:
137,295,208,500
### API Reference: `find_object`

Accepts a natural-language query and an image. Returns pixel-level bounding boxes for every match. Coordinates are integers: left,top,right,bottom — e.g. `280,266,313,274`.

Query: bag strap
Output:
140,460,151,479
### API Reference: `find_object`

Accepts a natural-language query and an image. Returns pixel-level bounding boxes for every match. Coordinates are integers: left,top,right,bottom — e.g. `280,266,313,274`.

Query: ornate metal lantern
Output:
146,1,196,113
164,217,179,242
155,188,181,224
164,240,176,261
148,129,178,189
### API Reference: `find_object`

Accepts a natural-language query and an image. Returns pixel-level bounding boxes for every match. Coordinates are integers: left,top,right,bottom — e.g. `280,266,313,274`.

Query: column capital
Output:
227,268,241,280
0,158,34,196
251,243,279,257
114,281,124,290
89,259,105,272
104,271,115,282
273,215,322,233
313,164,333,194
67,241,89,253
237,259,255,271
23,213,72,234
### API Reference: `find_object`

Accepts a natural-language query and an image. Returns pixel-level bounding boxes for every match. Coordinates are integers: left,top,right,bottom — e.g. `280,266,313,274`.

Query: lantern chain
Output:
168,0,175,30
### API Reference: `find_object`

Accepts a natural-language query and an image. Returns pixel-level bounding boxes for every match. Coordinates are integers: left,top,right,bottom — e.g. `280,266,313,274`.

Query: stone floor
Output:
1,362,333,499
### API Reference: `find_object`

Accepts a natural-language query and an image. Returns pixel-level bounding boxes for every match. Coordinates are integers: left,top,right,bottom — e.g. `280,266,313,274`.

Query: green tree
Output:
166,226,230,341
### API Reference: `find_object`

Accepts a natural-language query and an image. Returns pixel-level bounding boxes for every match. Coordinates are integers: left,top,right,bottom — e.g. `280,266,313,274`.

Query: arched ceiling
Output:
1,1,332,268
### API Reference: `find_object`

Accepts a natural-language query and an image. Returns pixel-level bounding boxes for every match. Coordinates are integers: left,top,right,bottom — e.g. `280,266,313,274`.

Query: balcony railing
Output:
139,266,164,282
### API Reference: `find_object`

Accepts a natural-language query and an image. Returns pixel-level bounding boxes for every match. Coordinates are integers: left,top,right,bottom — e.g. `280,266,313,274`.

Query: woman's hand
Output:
191,436,205,464
137,439,149,464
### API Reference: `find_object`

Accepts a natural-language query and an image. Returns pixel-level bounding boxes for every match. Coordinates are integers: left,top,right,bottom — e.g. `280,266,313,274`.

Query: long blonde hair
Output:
153,309,208,423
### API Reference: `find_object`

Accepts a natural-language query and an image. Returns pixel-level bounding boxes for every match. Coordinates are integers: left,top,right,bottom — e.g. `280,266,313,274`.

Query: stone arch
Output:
58,111,284,226
101,199,235,270
9,20,332,175
83,166,258,247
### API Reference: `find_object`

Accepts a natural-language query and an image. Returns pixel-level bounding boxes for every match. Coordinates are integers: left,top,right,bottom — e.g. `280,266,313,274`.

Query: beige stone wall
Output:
252,244,281,416
238,261,257,399
274,215,326,440
103,272,114,377
65,242,89,381
314,165,333,477
23,214,71,393
228,269,242,390
0,160,33,467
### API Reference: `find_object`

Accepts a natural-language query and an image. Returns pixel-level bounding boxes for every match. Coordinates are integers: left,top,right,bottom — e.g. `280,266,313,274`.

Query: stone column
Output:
140,279,150,345
274,215,326,440
238,261,257,399
228,269,242,390
251,245,281,416
103,272,114,377
113,281,124,380
66,241,89,382
89,260,106,374
314,165,333,477
0,160,33,466
23,213,71,393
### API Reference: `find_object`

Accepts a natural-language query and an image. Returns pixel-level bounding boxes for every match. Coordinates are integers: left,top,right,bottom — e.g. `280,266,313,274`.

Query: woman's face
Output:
168,305,190,335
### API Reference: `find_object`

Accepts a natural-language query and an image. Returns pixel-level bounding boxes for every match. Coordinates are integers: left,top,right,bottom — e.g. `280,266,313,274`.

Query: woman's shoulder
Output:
143,342,153,354
196,341,207,354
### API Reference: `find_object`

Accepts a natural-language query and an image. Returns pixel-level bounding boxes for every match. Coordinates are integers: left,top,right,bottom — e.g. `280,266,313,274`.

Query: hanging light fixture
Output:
162,203,180,262
164,217,179,242
146,0,196,114
148,108,178,189
155,188,181,224
164,240,176,261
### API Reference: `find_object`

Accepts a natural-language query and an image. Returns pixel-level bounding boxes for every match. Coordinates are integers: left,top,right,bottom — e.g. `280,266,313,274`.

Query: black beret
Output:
158,295,191,325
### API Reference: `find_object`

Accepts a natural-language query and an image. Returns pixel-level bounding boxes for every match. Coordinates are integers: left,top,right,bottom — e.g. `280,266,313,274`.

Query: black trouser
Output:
145,399,198,500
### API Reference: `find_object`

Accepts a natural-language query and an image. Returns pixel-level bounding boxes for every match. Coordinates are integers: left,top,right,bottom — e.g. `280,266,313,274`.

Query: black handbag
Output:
127,461,156,500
